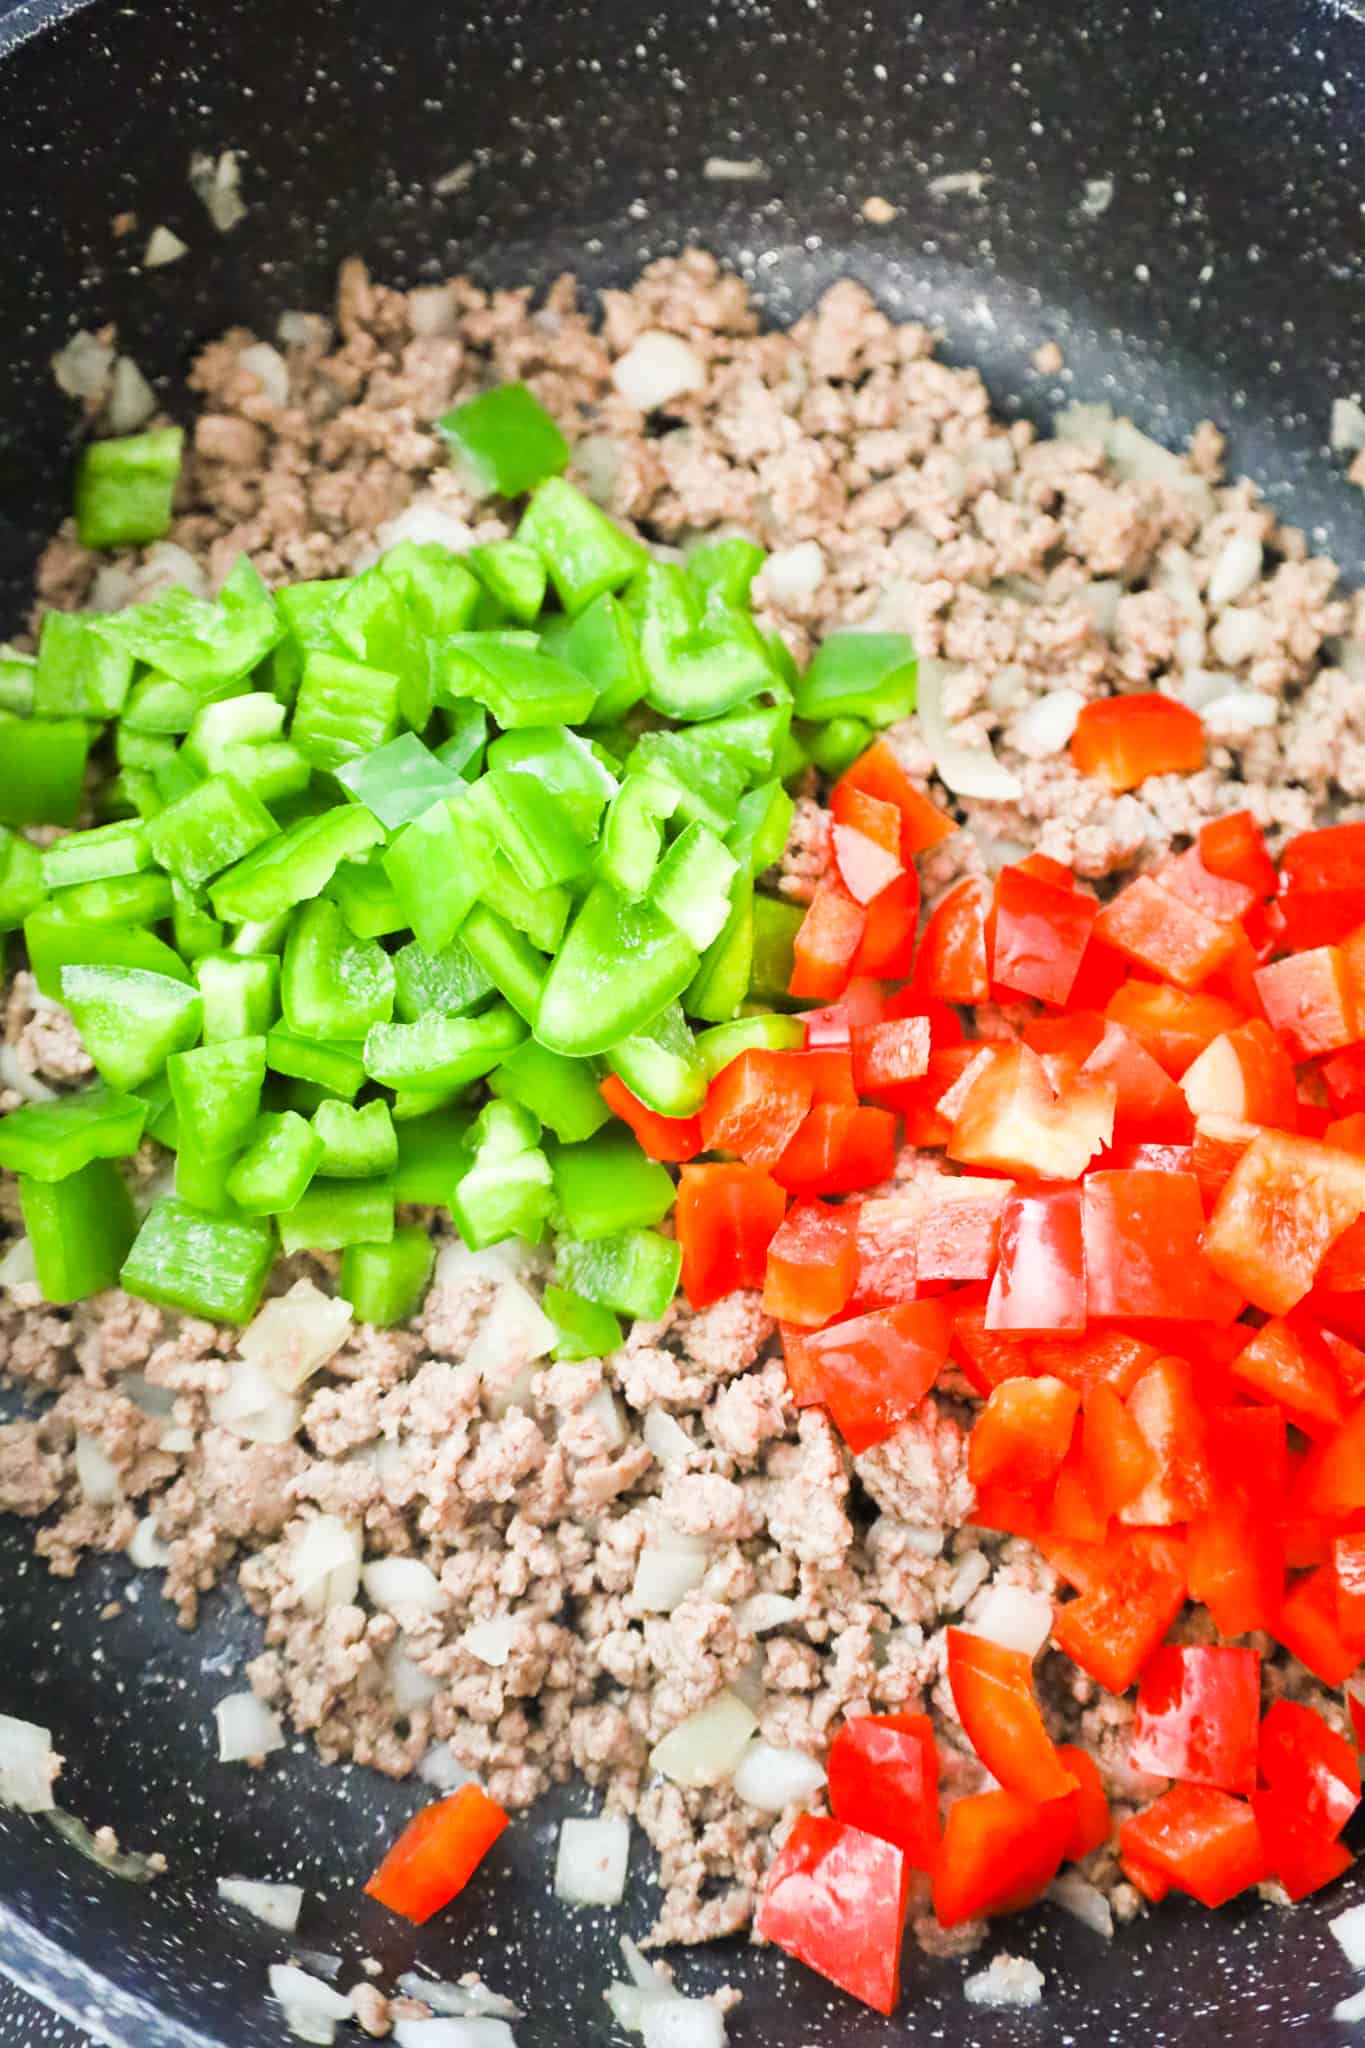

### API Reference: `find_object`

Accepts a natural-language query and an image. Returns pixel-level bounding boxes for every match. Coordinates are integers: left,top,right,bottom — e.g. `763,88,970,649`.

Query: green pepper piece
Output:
750,894,806,1005
468,770,593,890
434,697,489,781
595,775,680,900
696,700,792,783
362,1001,526,1093
167,1035,268,1159
33,611,134,719
213,738,312,807
281,898,395,1041
694,1011,805,1078
60,964,202,1091
146,773,279,890
392,1106,471,1204
133,1073,180,1149
209,804,383,922
606,1000,708,1117
194,954,279,1042
535,882,698,1059
277,1178,395,1254
548,1127,675,1241
224,1111,321,1215
183,691,286,771
0,644,36,715
325,857,407,940
339,1226,436,1327
121,1196,274,1323
518,478,648,617
555,1228,681,1322
559,592,648,727
172,883,226,963
0,715,91,827
382,798,482,955
437,636,598,730
626,730,747,835
264,1025,366,1101
684,879,755,1024
98,558,282,687
73,427,183,549
726,781,795,876
20,1159,138,1302
0,1085,149,1181
450,1100,554,1250
153,752,205,809
334,732,467,832
24,904,189,1000
0,829,49,932
378,541,481,636
437,382,570,498
392,936,495,1023
467,540,548,623
174,1137,239,1214
459,904,550,1023
476,842,571,956
268,579,348,706
794,630,918,726
488,1038,611,1144
686,536,766,609
122,670,244,737
312,1098,398,1179
649,822,740,951
801,714,875,778
52,870,174,927
543,1284,623,1362
291,650,401,772
117,726,179,772
486,726,619,838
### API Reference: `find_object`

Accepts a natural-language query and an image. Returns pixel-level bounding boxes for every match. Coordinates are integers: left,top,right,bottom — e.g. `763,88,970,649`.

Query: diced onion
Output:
0,1236,38,1293
1079,177,1115,217
555,1813,631,1906
612,332,707,411
127,1515,172,1570
214,1693,284,1763
393,2023,517,2048
1008,688,1085,759
1331,1901,1365,1968
0,1047,57,1104
1054,404,1214,519
289,1516,362,1614
120,1374,175,1418
732,1592,799,1633
1047,1871,1114,1936
928,169,990,199
387,1643,441,1714
144,225,188,268
239,342,289,408
395,1976,522,2021
1336,1987,1365,2024
1210,608,1268,667
209,1359,301,1444
1170,667,1240,712
731,1740,826,1814
1207,534,1263,608
268,1964,352,2046
963,1955,1045,2008
642,1411,691,1466
362,1557,444,1615
606,1941,728,2046
277,310,333,350
74,1435,121,1506
761,542,825,606
1332,397,1365,453
1076,579,1121,637
915,658,1023,802
415,1746,478,1795
703,156,767,181
239,1277,353,1392
51,329,115,401
407,286,459,337
632,1535,711,1614
160,1426,195,1454
1200,691,1278,739
570,434,623,507
106,356,157,433
582,1385,628,1452
371,499,477,558
649,1691,757,1789
461,1617,517,1668
465,1280,557,1398
189,150,247,234
217,1875,303,1932
966,1582,1054,1658
0,1714,58,1812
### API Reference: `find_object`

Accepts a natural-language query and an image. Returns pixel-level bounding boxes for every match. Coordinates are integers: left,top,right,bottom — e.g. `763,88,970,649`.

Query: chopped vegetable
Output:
365,1785,510,1923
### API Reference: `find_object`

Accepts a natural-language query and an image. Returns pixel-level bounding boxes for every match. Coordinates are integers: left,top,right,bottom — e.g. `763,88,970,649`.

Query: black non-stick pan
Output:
3,0,1365,2041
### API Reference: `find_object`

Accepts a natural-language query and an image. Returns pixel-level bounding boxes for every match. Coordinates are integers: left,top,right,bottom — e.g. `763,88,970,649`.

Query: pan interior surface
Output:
1,0,1365,2041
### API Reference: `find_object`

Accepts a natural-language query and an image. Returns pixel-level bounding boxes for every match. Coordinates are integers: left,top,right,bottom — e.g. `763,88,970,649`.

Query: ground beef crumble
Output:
5,251,1363,1966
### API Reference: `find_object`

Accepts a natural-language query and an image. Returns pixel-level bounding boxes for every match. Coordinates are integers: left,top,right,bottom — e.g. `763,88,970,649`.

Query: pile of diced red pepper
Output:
608,730,1365,2013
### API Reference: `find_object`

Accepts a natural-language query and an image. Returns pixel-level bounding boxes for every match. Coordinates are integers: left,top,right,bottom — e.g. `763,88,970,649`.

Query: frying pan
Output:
2,0,1365,2040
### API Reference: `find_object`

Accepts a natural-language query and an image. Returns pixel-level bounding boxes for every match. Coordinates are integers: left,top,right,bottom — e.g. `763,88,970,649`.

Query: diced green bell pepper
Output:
0,829,49,931
362,1001,526,1093
392,1106,471,1204
596,774,679,899
793,630,917,726
281,898,394,1041
225,1110,323,1215
0,715,91,827
518,478,648,617
20,1159,138,1302
459,905,549,1023
560,592,649,726
434,696,489,781
172,884,226,963
555,1228,682,1322
382,798,481,955
626,729,748,835
147,773,278,890
486,725,618,837
467,540,548,623
536,882,698,1058
264,1026,366,1101
392,935,495,1023
468,769,593,891
60,964,202,1090
488,1037,611,1143
24,904,188,1000
174,1137,239,1214
97,557,282,688
726,781,795,876
277,1178,395,1254
694,1011,805,1078
312,1097,398,1179
649,821,740,950
33,611,134,719
437,382,570,498
121,1195,274,1322
292,651,401,772
450,1100,554,1250
684,879,755,1024
0,1085,149,1181
606,1000,707,1116
209,803,383,923
167,1035,267,1158
543,1284,623,1362
0,644,35,715
339,1226,435,1326
801,714,874,778
438,636,597,730
548,1126,675,1240
378,541,481,637
750,893,806,1004
687,536,765,609
334,732,467,832
194,953,279,1042
52,870,174,927
74,427,183,550
183,691,286,770
325,857,407,940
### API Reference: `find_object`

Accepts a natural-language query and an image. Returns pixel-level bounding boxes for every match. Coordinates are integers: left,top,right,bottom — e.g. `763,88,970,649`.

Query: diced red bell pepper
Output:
913,877,990,1005
1081,1169,1243,1324
1187,1495,1285,1640
947,1628,1079,1803
700,1049,814,1169
1048,1436,1110,1545
985,1186,1087,1335
1321,1326,1365,1399
1071,692,1205,794
1051,1531,1188,1694
968,1375,1080,1493
1258,1697,1361,1838
1095,875,1238,992
1250,1787,1354,1901
851,1017,931,1096
789,882,866,1001
1199,809,1279,900
1067,932,1131,1012
1082,1381,1157,1518
831,791,903,904
895,1045,978,1146
756,1815,910,2016
1104,981,1247,1079
932,1788,1075,1927
779,1322,823,1406
1018,852,1076,888
1030,1329,1160,1399
1299,1403,1365,1522
1153,844,1262,927
790,1048,858,1106
802,977,884,1051
1106,1141,1197,1174
795,1299,952,1452
1335,1532,1365,1648
989,863,1098,1006
1180,1019,1299,1131
774,1102,896,1197
1316,1216,1365,1293
826,1712,940,1870
1229,1317,1347,1439
1130,1644,1261,1793
1118,1355,1213,1527
1025,1009,1107,1069
851,866,921,979
950,1301,1035,1398
598,1074,703,1163
1255,946,1360,1061
1120,1853,1173,1904
1203,924,1268,1020
1278,823,1365,948
1056,1744,1112,1860
1326,1113,1365,1158
881,982,963,1048
675,1162,787,1308
364,1785,509,1924
1189,1112,1259,1207
1204,1129,1365,1316
762,1201,860,1326
1276,1565,1362,1686
1322,1043,1365,1116
834,739,956,857
1080,1021,1195,1143
1117,1783,1266,1908
850,1195,920,1311
949,1043,1115,1183
1244,895,1289,960
915,1176,1012,1286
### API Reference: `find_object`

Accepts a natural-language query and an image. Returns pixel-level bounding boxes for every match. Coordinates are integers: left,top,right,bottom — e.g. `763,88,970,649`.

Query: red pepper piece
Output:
674,1162,786,1308
893,1045,978,1145
1251,1788,1354,1900
881,981,963,1048
700,1049,814,1169
1048,1434,1110,1544
1117,1784,1267,1908
789,881,866,1000
1335,1532,1365,1648
762,1200,859,1326
1204,1129,1365,1316
831,790,903,904
801,977,884,1050
1080,1020,1195,1143
1081,1381,1157,1518
1298,1402,1365,1521
1051,1531,1188,1694
950,1044,1114,1183
1198,808,1278,899
851,1016,931,1098
1180,1018,1299,1130
913,877,990,1004
1095,875,1238,991
1187,1405,1287,1637
773,1102,896,1196
1229,1316,1347,1439
985,1186,1087,1334
1153,844,1262,926
1067,932,1131,1012
851,867,926,979
789,1047,858,1106
1279,823,1365,948
1082,1168,1244,1324
1071,692,1204,793
931,1789,1075,1927
1326,1113,1365,1159
833,738,956,856
1031,1328,1160,1399
989,863,1098,1007
1322,1043,1365,1115
1255,946,1360,1061
1118,1355,1213,1527
849,1195,921,1311
826,1712,940,1869
915,1177,1012,1286
795,1299,952,1452
1057,1745,1112,1861
949,1300,1035,1397
1277,1565,1362,1685
968,1375,1080,1494
756,1816,910,2015
1130,1644,1261,1793
1105,981,1246,1078
1258,1697,1361,1838
598,1074,703,1163
947,1628,1079,1803
364,1786,509,1924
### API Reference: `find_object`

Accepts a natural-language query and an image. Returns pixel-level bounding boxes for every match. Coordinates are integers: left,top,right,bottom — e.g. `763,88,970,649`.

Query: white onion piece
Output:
396,1976,522,2021
1200,691,1278,739
465,1280,557,1397
1047,1871,1114,1936
52,329,115,400
209,1359,301,1444
650,1691,757,1789
1076,579,1121,637
732,1592,799,1633
217,1875,303,1932
159,1425,195,1454
394,2023,516,2048
0,1714,58,1812
120,1374,175,1418
1336,1987,1365,2024
0,1236,38,1292
613,331,706,411
1170,667,1240,712
362,1557,443,1615
214,1692,284,1763
189,150,246,234
407,285,458,336
632,1536,710,1614
127,1515,172,1570
106,356,157,433
0,1047,57,1103
571,433,624,507
268,1964,352,2046
915,658,1022,801
966,1582,1054,1658
277,310,332,350
642,2006,727,2048
555,1813,631,1906
703,155,767,180
461,1617,517,1668
963,1955,1045,2008
1080,176,1115,216
387,1643,441,1714
74,1435,121,1506
290,1516,362,1614
371,499,477,559
144,225,188,268
1210,608,1268,667
761,541,825,606
583,1385,628,1451
238,342,289,408
642,1410,690,1466
415,1746,478,1795
1332,397,1365,453
732,1741,826,1814
1207,534,1263,608
239,1278,353,1391
1331,1901,1365,1968
1008,688,1085,758
433,1236,531,1292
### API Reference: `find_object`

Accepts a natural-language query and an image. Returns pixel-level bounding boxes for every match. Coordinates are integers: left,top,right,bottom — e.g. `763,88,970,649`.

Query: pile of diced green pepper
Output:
0,383,917,1342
